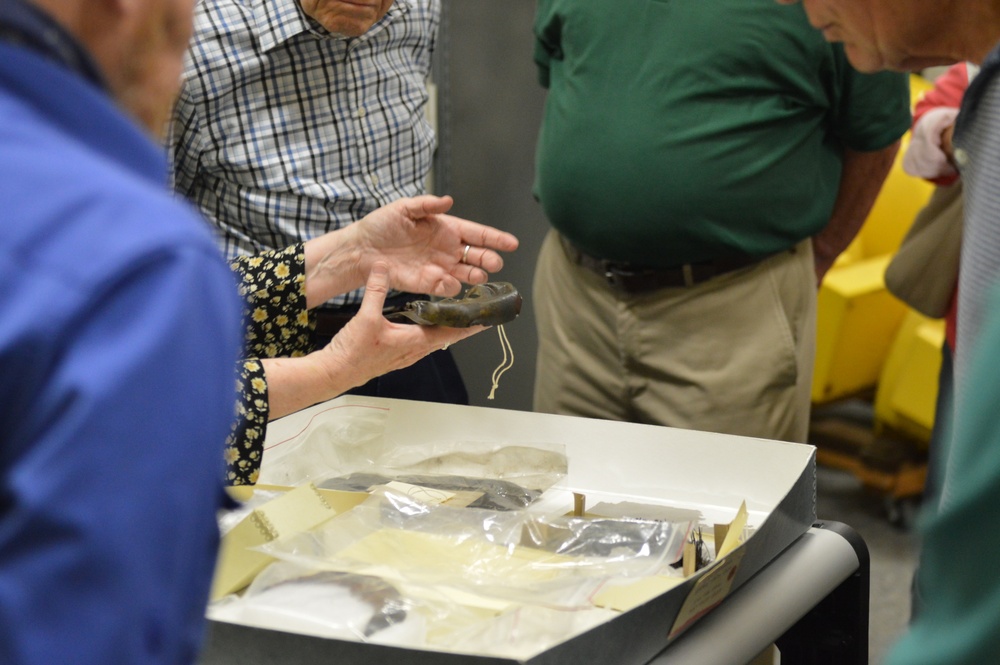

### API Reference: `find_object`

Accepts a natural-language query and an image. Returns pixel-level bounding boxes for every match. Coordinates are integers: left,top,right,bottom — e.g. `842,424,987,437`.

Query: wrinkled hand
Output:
318,262,487,390
352,195,519,297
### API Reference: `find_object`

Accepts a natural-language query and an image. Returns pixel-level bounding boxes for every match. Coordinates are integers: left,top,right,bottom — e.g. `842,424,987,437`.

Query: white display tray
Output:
200,395,816,665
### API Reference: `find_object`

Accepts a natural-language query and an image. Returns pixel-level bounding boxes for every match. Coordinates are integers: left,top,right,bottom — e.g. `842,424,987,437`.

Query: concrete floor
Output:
815,458,922,664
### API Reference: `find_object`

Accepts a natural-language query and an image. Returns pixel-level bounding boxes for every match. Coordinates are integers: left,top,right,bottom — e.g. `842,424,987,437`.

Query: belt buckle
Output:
604,262,691,292
603,265,619,289
602,263,640,292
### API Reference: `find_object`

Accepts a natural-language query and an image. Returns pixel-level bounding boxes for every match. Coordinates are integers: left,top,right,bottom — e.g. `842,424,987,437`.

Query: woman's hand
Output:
262,262,488,420
303,195,519,308
316,261,486,390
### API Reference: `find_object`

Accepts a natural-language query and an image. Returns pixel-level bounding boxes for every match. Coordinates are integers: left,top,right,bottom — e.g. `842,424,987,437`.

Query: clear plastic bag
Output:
217,488,283,536
212,558,599,657
234,404,697,656
209,560,428,645
257,404,567,500
258,486,692,611
256,405,390,487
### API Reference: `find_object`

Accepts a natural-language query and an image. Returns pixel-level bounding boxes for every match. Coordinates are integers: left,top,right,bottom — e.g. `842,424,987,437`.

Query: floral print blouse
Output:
226,244,311,485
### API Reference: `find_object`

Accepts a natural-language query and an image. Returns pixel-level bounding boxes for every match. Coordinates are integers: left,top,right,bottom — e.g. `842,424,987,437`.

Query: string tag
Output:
487,324,514,399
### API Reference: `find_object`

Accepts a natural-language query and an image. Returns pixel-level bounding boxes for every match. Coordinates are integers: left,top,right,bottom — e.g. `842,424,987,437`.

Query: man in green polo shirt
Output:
530,0,910,442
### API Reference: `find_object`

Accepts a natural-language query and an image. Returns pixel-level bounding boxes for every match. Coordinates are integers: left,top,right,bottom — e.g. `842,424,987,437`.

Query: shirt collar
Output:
252,0,412,53
0,0,106,89
955,41,1000,146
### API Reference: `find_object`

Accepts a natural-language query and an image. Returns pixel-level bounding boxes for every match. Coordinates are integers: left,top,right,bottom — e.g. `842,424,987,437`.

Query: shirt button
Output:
954,148,970,168
356,107,367,119
370,174,379,187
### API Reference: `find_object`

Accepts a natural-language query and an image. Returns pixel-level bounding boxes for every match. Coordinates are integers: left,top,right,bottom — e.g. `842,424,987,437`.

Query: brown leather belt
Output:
559,234,769,293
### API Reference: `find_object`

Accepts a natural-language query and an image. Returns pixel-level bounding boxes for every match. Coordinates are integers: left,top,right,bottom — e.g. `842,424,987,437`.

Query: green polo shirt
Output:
533,0,911,268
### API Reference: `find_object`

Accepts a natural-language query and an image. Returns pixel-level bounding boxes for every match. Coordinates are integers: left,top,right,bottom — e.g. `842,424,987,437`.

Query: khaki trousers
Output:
533,230,816,443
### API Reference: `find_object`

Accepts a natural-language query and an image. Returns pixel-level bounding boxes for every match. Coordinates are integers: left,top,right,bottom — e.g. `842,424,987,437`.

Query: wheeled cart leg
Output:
776,521,870,665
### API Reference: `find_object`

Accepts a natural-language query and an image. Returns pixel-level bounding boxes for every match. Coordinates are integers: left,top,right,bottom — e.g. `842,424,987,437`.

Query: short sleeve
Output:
225,243,311,485
230,243,312,359
533,0,561,89
225,358,269,485
829,49,912,152
168,85,208,200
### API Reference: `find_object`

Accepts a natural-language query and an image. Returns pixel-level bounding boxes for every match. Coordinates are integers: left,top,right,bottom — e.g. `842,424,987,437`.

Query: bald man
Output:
0,0,243,663
776,0,1000,663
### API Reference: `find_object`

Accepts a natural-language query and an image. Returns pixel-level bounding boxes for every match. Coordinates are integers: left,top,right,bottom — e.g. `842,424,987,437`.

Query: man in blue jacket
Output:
0,1,244,663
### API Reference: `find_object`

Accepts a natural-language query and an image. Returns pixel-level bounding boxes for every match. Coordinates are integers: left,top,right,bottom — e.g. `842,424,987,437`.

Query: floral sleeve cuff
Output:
230,243,312,359
225,358,269,485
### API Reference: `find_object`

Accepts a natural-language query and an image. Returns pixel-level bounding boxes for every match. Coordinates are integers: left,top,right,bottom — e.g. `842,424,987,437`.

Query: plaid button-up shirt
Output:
170,0,439,307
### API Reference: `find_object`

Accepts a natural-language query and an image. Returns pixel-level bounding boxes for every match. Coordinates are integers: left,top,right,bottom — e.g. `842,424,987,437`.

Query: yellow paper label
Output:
669,545,747,639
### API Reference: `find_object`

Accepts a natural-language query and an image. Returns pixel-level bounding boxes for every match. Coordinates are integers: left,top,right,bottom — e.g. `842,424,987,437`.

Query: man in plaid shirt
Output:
170,0,467,404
